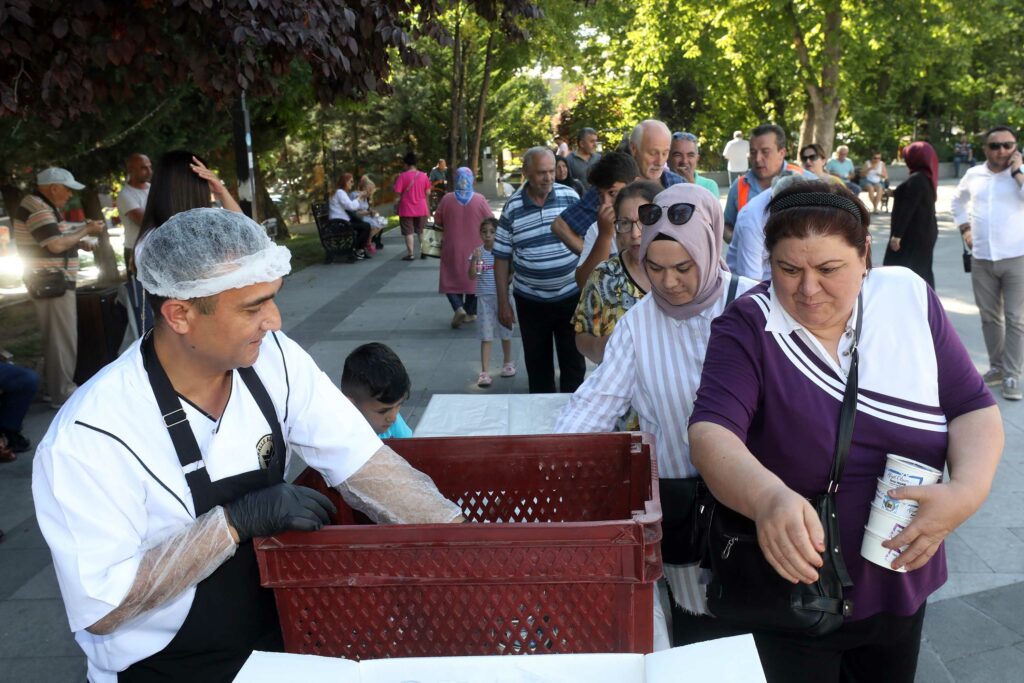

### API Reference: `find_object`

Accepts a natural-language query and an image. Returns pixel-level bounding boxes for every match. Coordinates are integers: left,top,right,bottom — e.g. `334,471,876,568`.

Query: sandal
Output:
402,255,415,261
500,362,517,378
477,372,493,388
0,436,15,464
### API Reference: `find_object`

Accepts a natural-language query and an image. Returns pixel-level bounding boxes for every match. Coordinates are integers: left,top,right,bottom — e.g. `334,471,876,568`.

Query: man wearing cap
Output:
13,168,106,406
33,208,463,682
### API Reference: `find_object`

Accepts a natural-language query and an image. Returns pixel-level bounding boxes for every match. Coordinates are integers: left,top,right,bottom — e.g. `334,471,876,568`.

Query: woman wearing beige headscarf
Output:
556,183,757,646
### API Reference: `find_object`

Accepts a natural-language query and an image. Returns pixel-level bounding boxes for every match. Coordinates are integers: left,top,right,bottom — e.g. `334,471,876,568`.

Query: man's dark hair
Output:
613,180,661,217
985,125,1018,141
146,293,218,324
751,124,787,150
587,152,640,190
577,127,597,143
402,151,418,166
341,342,411,404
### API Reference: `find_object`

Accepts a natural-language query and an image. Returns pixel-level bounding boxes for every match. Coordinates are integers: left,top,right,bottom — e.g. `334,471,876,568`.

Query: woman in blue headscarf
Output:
433,167,494,328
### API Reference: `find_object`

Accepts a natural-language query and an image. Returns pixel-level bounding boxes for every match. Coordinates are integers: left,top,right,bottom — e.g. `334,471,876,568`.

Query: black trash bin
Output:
74,284,128,385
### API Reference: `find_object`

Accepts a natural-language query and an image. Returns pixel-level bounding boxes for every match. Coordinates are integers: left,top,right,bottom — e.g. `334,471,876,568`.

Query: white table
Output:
413,393,572,437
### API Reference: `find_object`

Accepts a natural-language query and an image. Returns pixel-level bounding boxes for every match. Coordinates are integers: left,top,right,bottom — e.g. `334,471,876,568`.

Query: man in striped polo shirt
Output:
14,167,106,407
494,147,586,393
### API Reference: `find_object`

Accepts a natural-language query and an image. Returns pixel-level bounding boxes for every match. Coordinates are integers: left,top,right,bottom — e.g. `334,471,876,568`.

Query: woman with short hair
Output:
689,181,1002,682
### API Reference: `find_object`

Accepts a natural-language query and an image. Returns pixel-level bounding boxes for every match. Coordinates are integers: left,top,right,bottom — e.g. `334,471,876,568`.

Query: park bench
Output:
311,202,357,264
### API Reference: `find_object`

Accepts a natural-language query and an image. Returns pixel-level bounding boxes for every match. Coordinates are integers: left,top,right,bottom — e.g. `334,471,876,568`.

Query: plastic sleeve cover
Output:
337,446,464,524
86,506,237,636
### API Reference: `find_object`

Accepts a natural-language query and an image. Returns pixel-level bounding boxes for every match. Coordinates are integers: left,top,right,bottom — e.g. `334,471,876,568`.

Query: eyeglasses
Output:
637,202,696,226
801,154,819,162
613,218,643,234
988,141,1016,151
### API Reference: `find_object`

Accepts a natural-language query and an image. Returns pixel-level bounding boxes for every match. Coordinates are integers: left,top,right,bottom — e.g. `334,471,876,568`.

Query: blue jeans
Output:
0,363,39,432
954,155,971,178
446,293,477,315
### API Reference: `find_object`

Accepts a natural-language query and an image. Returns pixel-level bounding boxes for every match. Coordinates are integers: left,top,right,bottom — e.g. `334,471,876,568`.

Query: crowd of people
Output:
5,110,1022,683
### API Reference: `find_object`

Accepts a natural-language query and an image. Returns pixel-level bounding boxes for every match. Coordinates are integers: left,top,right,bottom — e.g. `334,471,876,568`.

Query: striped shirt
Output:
474,247,498,296
14,193,79,278
493,183,580,301
555,271,757,614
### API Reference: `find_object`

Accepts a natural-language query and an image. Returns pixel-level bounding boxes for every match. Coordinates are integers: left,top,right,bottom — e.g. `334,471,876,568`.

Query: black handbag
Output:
25,254,71,299
704,295,861,637
659,477,709,565
961,233,972,273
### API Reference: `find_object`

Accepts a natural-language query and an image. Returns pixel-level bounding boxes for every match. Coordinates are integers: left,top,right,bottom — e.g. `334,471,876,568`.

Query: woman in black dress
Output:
884,141,938,287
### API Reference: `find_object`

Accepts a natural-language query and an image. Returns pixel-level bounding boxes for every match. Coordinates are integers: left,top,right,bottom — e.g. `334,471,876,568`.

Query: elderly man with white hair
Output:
13,167,106,406
33,208,463,682
494,146,585,393
629,119,684,188
826,145,862,194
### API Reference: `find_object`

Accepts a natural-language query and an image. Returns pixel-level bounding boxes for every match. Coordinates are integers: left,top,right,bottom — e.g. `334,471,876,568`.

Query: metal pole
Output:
233,91,256,220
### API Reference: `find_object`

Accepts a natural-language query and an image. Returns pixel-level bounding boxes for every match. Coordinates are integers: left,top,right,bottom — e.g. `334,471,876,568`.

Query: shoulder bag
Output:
703,294,861,637
25,253,72,299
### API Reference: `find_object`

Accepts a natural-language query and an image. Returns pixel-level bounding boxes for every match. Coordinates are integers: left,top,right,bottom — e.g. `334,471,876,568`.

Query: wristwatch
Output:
1012,168,1023,177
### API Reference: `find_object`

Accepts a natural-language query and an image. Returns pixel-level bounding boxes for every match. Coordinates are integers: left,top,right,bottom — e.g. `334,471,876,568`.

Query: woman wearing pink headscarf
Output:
884,142,939,287
556,183,758,646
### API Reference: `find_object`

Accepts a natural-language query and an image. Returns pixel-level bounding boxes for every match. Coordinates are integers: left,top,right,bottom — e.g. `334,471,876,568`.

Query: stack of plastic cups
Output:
860,454,942,573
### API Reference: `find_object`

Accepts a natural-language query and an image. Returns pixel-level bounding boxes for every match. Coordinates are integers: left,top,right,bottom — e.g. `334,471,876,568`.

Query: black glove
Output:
225,483,337,542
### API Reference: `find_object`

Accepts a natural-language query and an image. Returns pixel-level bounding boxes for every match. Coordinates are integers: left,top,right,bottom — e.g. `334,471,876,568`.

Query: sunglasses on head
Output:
801,154,819,162
637,202,696,226
988,141,1016,151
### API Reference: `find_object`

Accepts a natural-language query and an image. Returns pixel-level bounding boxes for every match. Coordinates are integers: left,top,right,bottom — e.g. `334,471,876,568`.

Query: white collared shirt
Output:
950,163,1024,261
763,282,860,377
33,332,381,682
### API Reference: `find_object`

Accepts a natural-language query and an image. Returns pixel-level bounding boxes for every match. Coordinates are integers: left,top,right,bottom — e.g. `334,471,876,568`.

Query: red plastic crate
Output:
254,432,663,660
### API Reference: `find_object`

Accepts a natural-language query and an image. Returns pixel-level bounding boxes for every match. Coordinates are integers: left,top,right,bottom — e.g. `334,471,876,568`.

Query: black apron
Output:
118,334,287,682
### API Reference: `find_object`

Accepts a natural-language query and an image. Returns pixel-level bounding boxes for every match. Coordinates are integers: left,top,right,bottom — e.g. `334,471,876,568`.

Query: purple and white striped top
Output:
691,266,995,621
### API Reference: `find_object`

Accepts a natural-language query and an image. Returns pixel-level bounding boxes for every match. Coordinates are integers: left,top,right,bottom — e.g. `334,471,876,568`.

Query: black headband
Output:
771,191,863,223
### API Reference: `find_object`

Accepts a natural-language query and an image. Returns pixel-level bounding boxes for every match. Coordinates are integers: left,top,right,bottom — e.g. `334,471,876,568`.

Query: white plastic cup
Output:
881,454,941,489
865,505,910,539
861,527,908,573
872,478,918,520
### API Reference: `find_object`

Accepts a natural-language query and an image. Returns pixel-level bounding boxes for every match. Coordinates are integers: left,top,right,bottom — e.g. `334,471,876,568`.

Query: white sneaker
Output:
1002,377,1022,401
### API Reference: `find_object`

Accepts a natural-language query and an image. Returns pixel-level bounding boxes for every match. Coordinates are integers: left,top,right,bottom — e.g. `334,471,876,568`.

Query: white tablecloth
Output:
413,393,571,437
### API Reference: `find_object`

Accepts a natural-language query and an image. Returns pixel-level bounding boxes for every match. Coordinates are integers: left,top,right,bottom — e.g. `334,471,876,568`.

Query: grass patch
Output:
0,301,43,371
279,219,400,273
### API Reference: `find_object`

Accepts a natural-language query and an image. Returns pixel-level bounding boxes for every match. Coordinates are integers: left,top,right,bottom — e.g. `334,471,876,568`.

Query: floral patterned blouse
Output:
572,254,646,337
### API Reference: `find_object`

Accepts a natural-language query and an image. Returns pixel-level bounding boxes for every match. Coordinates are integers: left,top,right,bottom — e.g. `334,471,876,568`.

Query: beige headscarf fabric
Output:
640,183,728,320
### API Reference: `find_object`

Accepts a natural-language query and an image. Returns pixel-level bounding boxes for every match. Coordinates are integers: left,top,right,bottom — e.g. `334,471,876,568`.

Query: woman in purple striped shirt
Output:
690,181,1003,682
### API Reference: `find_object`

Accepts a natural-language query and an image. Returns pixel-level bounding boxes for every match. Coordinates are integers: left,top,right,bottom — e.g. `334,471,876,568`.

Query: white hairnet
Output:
136,208,291,299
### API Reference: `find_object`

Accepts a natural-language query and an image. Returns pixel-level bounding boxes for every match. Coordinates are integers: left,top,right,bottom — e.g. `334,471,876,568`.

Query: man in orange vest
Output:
724,124,809,242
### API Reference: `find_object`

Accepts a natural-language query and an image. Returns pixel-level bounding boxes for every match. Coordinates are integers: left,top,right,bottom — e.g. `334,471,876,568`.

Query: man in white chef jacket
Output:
33,208,463,682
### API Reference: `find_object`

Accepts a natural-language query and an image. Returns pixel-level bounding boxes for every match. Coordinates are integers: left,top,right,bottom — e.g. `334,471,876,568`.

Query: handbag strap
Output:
826,292,862,493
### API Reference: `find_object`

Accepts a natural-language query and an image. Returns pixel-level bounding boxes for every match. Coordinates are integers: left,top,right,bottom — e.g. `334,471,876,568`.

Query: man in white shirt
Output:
115,153,151,267
951,125,1024,400
33,209,462,682
721,131,749,186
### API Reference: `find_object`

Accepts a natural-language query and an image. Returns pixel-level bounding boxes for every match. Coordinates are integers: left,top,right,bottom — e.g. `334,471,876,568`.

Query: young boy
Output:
468,217,515,387
340,342,414,438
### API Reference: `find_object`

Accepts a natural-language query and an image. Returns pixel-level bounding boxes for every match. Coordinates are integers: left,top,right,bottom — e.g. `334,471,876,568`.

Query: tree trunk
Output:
470,30,495,178
255,162,290,240
785,0,843,156
799,101,817,152
80,187,120,285
1,184,23,221
448,2,463,187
